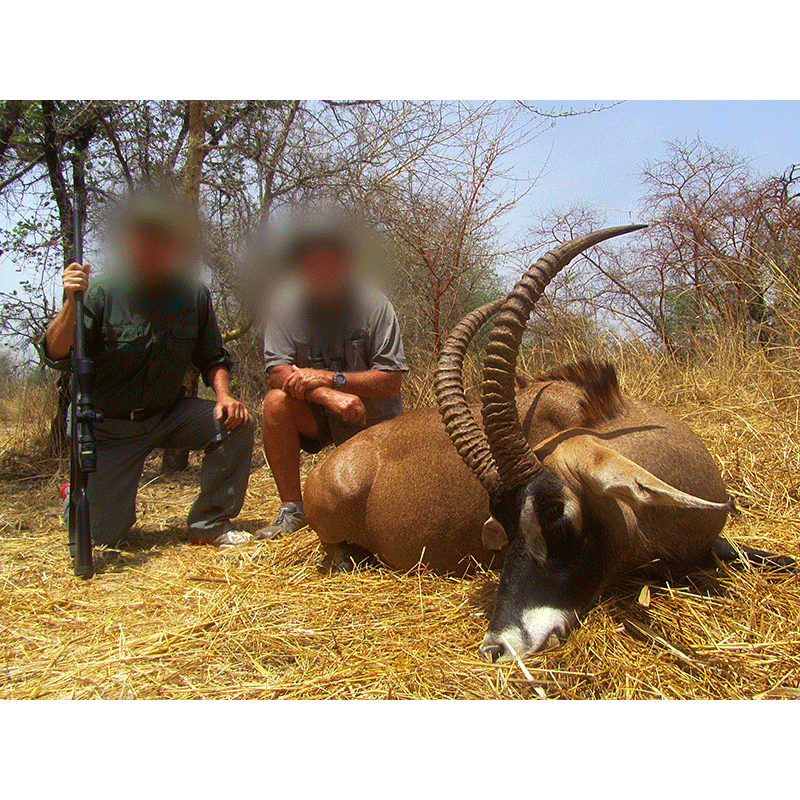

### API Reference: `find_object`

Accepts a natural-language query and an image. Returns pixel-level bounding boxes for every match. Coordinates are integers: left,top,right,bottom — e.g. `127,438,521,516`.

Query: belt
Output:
100,388,185,422
101,405,168,422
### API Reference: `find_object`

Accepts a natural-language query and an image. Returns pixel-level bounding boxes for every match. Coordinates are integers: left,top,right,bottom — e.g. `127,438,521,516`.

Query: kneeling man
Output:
259,223,407,539
40,195,254,549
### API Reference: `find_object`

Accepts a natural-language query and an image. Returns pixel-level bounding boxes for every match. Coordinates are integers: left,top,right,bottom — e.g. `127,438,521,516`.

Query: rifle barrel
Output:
72,203,86,364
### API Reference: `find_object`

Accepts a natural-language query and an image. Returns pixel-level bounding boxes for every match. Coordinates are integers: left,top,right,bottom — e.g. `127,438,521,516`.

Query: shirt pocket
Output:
166,321,198,364
100,324,148,379
103,324,147,357
345,330,368,371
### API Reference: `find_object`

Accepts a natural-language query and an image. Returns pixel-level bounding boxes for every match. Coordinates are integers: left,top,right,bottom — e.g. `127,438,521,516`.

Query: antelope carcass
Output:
305,226,743,660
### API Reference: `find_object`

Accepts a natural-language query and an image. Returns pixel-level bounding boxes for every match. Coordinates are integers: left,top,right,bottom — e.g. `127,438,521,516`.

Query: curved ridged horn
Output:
482,225,648,490
435,298,505,494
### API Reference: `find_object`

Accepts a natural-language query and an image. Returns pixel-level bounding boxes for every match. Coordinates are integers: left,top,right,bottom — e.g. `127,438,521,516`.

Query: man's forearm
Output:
208,365,233,399
269,369,343,411
268,365,401,398
266,366,366,423
268,364,402,403
306,385,344,407
44,299,78,360
332,369,402,398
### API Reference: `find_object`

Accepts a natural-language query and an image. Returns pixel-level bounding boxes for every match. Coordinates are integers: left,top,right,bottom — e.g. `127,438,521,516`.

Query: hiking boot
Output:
191,530,253,548
254,502,308,541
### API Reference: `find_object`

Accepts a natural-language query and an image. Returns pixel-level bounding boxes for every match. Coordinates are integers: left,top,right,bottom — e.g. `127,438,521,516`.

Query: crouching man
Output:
39,195,254,549
258,221,407,539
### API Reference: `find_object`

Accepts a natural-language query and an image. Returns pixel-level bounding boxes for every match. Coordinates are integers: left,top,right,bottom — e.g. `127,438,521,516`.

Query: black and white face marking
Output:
480,470,598,663
517,476,583,565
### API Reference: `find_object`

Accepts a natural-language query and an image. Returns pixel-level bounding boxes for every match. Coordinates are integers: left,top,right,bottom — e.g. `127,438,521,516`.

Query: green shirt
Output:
38,271,233,415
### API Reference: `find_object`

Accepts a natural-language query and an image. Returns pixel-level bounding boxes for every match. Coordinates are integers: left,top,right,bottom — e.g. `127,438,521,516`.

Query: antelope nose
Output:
479,641,506,663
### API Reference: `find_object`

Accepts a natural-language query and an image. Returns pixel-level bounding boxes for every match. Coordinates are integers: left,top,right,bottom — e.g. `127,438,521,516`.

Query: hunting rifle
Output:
68,197,102,578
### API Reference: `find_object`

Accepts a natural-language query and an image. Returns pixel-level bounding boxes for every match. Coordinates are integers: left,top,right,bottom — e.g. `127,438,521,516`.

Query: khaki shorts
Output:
299,402,334,455
300,402,371,454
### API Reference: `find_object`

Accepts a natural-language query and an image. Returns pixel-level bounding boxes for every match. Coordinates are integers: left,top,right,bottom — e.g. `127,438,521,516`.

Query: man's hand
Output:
43,262,92,360
326,391,366,425
215,394,249,430
282,365,332,400
63,262,90,300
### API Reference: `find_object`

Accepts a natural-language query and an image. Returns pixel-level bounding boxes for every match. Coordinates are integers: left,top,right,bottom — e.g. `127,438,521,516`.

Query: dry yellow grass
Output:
1,342,799,700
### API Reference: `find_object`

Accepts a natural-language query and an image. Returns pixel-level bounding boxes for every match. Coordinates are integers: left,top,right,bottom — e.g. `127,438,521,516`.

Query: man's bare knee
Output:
263,389,293,426
263,388,319,441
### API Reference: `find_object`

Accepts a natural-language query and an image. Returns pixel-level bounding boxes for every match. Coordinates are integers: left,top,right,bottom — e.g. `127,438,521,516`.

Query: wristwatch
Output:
333,372,347,387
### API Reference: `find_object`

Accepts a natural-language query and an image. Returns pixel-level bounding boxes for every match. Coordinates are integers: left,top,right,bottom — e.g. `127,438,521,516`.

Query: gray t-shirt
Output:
263,279,407,440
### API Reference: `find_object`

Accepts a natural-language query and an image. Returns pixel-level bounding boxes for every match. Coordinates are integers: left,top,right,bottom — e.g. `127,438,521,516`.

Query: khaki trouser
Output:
80,397,254,546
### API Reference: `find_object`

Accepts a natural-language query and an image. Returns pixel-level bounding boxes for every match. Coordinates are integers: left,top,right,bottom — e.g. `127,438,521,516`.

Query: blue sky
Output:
504,100,800,233
2,100,798,309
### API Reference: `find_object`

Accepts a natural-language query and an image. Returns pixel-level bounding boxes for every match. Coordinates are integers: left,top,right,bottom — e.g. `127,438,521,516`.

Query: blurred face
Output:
296,241,350,303
124,224,184,285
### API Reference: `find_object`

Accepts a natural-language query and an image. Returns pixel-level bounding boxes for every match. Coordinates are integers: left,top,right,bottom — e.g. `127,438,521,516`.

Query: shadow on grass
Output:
90,514,283,574
91,523,188,574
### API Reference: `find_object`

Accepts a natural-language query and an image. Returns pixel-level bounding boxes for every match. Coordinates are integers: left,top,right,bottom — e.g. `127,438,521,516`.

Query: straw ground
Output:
1,343,798,700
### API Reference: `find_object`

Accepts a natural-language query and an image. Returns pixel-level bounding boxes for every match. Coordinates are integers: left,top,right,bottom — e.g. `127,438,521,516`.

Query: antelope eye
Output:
540,502,564,524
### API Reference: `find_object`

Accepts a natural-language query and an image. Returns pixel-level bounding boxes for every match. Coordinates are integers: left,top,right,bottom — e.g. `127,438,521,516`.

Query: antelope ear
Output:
482,516,508,550
548,436,733,513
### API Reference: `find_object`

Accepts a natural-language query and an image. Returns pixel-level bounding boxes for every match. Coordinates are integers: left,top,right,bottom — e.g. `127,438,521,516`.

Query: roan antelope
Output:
305,226,792,661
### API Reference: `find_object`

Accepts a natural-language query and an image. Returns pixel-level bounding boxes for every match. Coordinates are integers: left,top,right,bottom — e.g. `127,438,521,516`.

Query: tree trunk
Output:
0,100,22,160
43,101,96,455
48,372,71,457
41,101,76,268
161,101,207,473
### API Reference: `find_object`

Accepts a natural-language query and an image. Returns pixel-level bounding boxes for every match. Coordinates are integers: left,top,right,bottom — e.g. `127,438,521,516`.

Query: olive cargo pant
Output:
82,397,254,546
